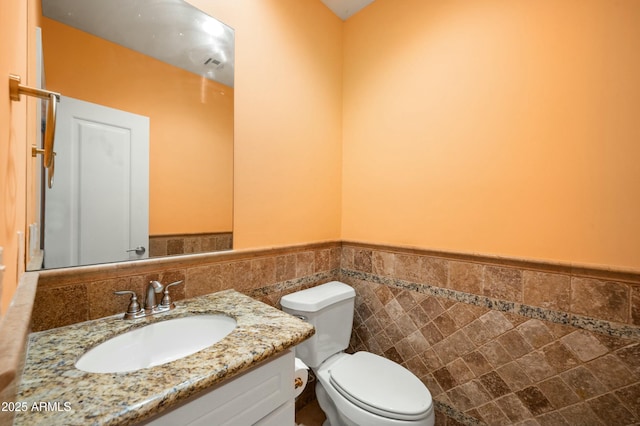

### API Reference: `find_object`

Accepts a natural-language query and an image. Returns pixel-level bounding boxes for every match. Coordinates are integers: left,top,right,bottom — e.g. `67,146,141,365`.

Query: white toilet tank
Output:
280,281,356,368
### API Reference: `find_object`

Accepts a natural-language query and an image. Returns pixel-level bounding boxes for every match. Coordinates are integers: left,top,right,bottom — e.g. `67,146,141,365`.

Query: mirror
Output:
30,0,234,270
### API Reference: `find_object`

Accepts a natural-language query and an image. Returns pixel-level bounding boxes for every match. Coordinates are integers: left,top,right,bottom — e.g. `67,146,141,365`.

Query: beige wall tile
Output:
148,238,167,256
632,286,640,325
165,239,183,255
479,341,514,369
87,277,145,320
516,319,555,349
353,248,372,273
276,254,296,282
523,271,570,311
447,358,475,384
571,277,630,323
448,303,477,328
231,260,252,290
494,393,533,423
395,253,423,282
341,246,355,270
295,251,315,278
537,377,581,410
586,354,635,391
480,311,514,339
463,319,494,347
496,362,533,392
30,241,640,425
463,351,493,377
422,257,449,287
517,351,555,382
615,383,640,418
32,284,89,330
459,380,492,409
541,341,580,373
251,257,276,288
615,344,640,376
515,386,554,416
590,393,635,425
372,251,395,277
560,366,608,400
497,330,533,359
561,330,609,362
314,249,331,273
484,266,523,302
185,264,227,298
558,403,605,425
476,402,512,426
343,244,640,425
449,261,484,294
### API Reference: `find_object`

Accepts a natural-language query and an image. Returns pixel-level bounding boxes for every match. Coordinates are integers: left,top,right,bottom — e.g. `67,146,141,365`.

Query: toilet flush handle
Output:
293,315,307,322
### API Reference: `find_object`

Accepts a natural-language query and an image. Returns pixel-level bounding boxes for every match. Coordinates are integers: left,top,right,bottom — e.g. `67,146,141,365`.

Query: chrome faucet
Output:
114,280,183,320
145,280,164,310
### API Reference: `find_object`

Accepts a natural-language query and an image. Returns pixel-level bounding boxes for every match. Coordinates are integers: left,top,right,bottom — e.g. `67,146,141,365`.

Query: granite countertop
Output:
14,290,314,426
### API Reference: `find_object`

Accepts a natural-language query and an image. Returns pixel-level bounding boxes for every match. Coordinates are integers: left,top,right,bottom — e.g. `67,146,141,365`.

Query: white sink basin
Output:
75,314,237,373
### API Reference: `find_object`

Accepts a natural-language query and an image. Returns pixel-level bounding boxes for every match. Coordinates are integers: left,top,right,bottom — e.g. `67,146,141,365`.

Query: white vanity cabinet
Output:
141,350,295,426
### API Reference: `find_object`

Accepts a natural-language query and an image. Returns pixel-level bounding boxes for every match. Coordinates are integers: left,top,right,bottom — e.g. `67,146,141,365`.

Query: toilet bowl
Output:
281,281,434,426
315,352,434,426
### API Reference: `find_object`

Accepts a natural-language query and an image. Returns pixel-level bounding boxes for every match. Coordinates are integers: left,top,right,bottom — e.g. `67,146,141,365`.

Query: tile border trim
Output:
341,269,640,340
36,240,341,288
248,269,340,300
343,240,640,284
434,400,485,426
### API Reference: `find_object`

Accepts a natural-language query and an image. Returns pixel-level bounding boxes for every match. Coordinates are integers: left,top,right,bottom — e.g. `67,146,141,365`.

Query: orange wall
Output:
41,18,234,235
189,0,344,249
5,0,637,315
343,0,640,269
0,0,37,314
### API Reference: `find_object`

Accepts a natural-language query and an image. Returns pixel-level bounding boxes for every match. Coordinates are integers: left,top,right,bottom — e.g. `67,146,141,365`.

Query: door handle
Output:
126,246,146,255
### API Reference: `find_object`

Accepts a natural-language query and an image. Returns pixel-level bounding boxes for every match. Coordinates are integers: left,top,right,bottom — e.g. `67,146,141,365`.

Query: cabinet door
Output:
142,350,294,426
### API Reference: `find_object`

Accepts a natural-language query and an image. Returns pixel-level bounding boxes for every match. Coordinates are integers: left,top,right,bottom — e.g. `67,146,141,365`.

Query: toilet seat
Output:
329,352,432,421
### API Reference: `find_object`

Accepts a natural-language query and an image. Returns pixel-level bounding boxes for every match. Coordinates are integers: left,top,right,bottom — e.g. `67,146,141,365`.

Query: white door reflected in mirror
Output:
44,96,149,268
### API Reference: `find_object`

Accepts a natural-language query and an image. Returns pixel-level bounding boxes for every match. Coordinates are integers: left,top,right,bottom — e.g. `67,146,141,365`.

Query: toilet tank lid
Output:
280,281,355,312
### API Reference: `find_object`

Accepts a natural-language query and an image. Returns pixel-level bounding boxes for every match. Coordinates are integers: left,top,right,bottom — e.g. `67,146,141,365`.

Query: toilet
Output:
281,281,435,426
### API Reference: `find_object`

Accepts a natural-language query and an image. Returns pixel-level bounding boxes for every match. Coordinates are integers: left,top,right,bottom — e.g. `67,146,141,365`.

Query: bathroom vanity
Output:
14,290,314,425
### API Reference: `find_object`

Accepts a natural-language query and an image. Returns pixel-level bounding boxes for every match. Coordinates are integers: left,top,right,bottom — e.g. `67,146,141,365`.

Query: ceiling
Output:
41,0,373,87
321,0,375,20
42,0,235,87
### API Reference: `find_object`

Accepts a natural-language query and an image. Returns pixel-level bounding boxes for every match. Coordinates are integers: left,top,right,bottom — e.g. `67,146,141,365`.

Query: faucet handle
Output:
165,280,183,289
160,280,183,309
114,290,142,317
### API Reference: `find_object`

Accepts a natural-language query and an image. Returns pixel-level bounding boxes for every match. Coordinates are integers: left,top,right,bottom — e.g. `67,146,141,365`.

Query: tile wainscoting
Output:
26,240,640,424
32,241,341,331
341,242,640,425
148,232,233,257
